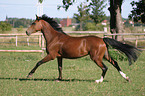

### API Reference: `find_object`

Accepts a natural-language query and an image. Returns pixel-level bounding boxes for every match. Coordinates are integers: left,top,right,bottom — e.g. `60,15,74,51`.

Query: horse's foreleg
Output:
90,46,108,83
27,54,55,78
27,60,43,78
57,57,63,80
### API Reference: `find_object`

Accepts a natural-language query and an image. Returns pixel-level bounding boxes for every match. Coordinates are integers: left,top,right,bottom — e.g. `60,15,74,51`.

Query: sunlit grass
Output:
0,51,145,96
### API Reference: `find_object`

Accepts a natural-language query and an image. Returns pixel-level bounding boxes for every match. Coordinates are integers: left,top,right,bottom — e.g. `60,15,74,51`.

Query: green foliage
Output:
129,0,145,23
82,22,105,31
0,21,12,31
89,0,106,24
73,2,90,30
72,0,106,30
17,26,23,32
109,50,128,61
7,18,33,28
84,22,96,31
58,0,75,11
38,0,43,3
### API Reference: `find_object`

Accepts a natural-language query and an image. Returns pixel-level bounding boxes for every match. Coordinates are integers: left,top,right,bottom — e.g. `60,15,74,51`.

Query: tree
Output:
89,0,106,24
108,0,124,40
73,2,90,30
129,0,145,23
38,0,43,3
57,0,78,11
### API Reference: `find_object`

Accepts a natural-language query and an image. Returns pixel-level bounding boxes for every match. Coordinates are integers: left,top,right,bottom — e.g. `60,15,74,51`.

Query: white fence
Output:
0,33,44,53
0,33,44,47
0,31,145,52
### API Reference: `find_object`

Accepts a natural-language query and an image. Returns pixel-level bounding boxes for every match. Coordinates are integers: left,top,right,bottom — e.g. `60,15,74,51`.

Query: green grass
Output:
0,51,145,96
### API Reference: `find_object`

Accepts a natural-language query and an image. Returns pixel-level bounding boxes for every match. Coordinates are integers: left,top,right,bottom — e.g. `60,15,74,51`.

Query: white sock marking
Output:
95,76,104,83
119,71,127,79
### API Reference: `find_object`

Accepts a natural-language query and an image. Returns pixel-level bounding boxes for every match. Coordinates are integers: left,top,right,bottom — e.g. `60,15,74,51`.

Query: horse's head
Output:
26,15,42,36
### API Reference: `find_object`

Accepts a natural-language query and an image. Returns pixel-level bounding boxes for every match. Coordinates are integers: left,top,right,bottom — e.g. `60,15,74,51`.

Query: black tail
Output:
103,37,142,65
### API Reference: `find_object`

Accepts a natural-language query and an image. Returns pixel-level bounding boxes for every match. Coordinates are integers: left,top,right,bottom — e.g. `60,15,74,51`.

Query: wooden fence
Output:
0,31,106,53
0,30,145,52
0,33,45,53
0,33,44,47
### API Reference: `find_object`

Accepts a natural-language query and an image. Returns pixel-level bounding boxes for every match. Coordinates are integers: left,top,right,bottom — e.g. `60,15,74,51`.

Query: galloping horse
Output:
26,15,141,83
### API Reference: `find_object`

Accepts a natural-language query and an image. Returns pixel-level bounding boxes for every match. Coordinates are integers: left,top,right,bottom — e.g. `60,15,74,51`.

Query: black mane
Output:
39,14,67,35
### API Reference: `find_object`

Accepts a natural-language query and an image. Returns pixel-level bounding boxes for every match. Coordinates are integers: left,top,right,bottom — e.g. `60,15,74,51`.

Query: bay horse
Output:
26,15,141,83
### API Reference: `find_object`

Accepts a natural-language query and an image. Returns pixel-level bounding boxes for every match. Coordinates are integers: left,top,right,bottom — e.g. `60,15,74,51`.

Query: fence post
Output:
16,35,17,46
135,36,138,48
39,34,41,47
27,37,29,46
104,27,107,33
42,34,45,48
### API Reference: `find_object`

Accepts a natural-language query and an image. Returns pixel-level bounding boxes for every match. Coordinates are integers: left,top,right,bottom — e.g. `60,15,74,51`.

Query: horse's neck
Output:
41,21,58,43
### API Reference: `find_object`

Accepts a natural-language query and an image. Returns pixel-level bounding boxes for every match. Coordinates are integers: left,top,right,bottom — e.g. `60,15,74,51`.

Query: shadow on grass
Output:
0,77,108,83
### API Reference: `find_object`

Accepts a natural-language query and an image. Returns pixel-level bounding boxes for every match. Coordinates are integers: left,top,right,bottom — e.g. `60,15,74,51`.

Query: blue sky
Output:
0,0,137,21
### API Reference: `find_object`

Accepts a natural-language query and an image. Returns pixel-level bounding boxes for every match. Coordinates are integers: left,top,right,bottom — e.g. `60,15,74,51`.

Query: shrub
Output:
17,25,23,32
0,21,12,31
109,50,128,61
83,22,105,31
84,22,96,31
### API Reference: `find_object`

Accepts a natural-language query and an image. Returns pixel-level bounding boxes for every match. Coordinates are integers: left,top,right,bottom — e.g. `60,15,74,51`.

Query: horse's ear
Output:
36,14,39,20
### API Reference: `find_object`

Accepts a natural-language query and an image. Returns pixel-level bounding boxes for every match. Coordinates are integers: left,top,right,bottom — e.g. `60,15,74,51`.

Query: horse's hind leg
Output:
104,50,130,82
90,50,108,83
95,61,108,83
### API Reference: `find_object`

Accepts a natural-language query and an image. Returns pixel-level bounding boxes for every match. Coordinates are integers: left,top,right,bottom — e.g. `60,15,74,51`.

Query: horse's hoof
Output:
55,79,60,82
57,77,62,80
126,77,131,82
95,80,103,83
55,78,62,82
27,73,33,78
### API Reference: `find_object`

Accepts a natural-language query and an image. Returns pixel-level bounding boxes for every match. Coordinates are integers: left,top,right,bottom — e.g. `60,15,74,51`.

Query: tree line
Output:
0,15,143,32
6,18,34,28
0,18,34,32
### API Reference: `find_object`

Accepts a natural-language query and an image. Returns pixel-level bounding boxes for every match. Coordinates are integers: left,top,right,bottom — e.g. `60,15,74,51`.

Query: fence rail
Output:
65,31,106,34
0,50,43,52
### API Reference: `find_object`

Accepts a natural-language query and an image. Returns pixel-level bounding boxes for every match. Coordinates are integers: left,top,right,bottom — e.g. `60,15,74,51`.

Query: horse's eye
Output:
32,22,36,25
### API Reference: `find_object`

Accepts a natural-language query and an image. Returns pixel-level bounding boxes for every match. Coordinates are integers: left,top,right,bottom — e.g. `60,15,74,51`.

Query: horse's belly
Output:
61,50,88,58
60,45,88,58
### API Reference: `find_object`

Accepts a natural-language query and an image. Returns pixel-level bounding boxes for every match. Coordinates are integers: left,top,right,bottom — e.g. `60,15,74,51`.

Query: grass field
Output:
0,51,145,96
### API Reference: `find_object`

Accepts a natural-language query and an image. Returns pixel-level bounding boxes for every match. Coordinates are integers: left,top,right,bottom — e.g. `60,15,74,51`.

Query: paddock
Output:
0,51,145,95
0,31,145,95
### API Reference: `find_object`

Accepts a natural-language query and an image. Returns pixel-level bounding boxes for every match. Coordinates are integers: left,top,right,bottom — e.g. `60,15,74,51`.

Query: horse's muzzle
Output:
26,31,30,36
